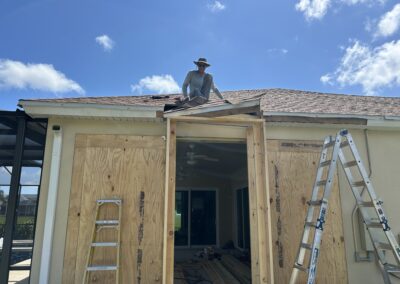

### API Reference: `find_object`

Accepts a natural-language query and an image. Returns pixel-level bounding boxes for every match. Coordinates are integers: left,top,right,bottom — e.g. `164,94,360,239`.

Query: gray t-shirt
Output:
182,70,223,99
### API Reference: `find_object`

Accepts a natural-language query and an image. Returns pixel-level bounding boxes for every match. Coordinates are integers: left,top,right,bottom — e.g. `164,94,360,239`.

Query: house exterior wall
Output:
30,118,166,284
264,124,400,284
30,116,400,284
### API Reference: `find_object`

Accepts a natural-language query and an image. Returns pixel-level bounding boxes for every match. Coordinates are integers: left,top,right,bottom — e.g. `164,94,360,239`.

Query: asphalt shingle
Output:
20,88,400,117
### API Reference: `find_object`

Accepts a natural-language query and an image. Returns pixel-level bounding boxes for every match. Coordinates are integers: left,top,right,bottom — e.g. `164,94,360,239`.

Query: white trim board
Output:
19,101,163,119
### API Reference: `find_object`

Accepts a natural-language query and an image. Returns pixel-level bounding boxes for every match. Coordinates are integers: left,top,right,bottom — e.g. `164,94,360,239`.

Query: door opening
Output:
174,140,252,283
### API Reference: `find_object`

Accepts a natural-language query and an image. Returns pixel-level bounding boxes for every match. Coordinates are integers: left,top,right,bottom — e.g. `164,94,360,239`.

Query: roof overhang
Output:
164,98,261,118
263,111,400,129
18,100,164,119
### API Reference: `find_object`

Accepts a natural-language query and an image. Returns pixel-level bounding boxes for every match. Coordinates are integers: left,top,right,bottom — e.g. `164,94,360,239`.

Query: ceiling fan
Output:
186,144,219,165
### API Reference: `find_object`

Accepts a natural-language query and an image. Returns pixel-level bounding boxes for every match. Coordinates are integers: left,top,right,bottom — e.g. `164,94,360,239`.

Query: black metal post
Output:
0,116,26,284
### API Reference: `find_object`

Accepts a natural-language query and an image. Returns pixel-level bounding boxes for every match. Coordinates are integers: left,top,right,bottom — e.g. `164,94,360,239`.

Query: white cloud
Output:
320,74,333,84
321,40,400,95
267,48,289,55
341,0,385,4
375,4,400,38
207,1,226,12
296,0,385,20
295,0,331,20
131,74,180,94
0,59,85,94
95,34,115,51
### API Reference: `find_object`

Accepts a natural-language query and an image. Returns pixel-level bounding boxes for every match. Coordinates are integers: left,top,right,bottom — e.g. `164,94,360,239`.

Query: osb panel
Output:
267,140,348,284
62,134,166,284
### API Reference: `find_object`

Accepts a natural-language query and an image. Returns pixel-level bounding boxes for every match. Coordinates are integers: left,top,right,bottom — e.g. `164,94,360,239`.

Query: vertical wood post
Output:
162,119,176,284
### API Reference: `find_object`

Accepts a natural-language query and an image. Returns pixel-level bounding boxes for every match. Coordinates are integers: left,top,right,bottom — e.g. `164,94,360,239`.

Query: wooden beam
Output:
247,123,274,284
162,119,176,284
170,116,264,125
262,122,275,284
246,126,261,284
188,105,260,118
164,99,261,118
253,123,273,283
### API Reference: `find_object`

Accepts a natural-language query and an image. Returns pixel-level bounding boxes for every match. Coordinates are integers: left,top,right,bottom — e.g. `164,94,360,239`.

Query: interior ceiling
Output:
176,141,247,179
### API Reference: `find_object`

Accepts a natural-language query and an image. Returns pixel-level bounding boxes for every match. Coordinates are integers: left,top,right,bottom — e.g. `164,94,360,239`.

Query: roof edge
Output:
263,111,400,121
19,100,163,119
164,98,260,118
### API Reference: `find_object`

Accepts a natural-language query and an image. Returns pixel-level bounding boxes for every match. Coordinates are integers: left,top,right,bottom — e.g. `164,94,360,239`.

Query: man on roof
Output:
180,58,229,107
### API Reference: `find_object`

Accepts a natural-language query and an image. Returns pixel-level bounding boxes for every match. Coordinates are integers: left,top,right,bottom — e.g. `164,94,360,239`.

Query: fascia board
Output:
19,101,163,118
262,111,379,120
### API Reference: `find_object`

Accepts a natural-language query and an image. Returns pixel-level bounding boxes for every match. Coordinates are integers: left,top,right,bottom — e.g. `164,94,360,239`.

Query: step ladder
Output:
289,130,400,284
83,199,122,284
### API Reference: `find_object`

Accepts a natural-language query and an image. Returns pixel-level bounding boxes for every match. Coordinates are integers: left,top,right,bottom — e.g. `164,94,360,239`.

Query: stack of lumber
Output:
201,260,240,284
174,264,187,284
220,255,251,284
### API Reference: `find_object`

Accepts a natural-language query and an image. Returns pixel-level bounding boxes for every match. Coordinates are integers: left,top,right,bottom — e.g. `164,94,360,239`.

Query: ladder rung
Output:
375,242,393,250
316,180,327,186
300,243,313,250
294,263,309,272
97,199,122,204
307,200,323,206
351,181,366,187
96,220,119,225
91,242,118,247
87,265,117,271
325,140,349,148
343,160,358,168
319,160,332,167
365,220,382,228
324,141,335,148
340,141,349,148
384,264,400,273
357,201,374,207
305,222,316,228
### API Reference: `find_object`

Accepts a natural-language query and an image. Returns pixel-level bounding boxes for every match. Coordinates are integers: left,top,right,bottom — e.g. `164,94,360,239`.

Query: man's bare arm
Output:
182,72,191,98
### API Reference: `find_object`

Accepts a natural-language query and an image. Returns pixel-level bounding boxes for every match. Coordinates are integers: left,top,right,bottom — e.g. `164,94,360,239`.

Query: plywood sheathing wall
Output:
62,134,166,284
267,139,348,284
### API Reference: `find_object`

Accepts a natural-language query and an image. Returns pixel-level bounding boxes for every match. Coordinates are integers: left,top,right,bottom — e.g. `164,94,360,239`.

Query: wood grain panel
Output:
62,135,166,284
267,139,348,284
62,135,87,283
163,120,176,284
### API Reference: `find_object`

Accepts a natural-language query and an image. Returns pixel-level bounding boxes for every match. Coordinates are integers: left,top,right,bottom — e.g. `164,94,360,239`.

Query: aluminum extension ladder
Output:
289,130,400,284
83,199,122,284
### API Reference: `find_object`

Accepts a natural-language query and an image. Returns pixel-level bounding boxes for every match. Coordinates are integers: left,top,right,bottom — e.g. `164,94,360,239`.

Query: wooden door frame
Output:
162,116,274,284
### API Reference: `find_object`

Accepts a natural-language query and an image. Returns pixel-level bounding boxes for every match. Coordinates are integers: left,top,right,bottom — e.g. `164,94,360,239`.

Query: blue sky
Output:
1,0,400,110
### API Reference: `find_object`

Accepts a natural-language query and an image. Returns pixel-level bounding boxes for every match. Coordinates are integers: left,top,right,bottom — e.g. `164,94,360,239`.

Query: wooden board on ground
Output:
62,135,166,284
267,139,348,284
220,255,252,284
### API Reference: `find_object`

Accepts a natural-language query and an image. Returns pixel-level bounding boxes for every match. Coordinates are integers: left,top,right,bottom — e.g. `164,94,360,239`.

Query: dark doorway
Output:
174,140,252,283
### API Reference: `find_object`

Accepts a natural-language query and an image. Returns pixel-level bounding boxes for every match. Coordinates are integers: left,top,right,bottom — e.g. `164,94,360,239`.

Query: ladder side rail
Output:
307,133,343,284
83,203,101,284
344,133,378,200
337,148,388,265
298,137,332,262
289,136,333,284
344,133,400,263
116,201,122,284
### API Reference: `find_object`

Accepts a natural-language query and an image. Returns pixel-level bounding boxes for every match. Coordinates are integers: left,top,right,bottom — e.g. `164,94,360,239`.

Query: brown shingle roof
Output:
20,88,400,117
259,89,400,117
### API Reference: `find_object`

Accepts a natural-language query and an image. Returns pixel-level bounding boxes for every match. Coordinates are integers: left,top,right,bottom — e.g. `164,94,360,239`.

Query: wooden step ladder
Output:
83,199,122,284
289,130,400,284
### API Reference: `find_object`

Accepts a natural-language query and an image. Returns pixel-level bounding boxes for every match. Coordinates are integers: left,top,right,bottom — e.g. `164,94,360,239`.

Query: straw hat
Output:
193,58,211,67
